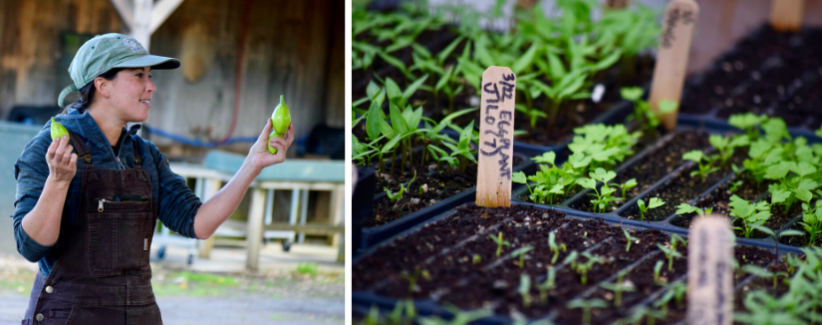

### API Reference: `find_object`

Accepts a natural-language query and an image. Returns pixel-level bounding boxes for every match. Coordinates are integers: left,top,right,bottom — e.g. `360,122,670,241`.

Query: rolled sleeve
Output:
12,133,56,262
152,146,202,239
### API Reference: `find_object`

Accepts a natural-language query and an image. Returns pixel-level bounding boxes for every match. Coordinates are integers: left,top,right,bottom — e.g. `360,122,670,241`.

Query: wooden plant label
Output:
687,216,733,325
770,0,804,32
605,0,631,9
648,0,698,131
476,67,516,208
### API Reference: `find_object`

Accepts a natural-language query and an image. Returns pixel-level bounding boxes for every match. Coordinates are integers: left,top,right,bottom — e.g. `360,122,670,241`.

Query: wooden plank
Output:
245,188,266,272
476,66,516,208
263,223,344,236
688,216,733,325
770,0,804,31
132,0,153,49
204,151,345,183
149,0,184,34
648,0,699,131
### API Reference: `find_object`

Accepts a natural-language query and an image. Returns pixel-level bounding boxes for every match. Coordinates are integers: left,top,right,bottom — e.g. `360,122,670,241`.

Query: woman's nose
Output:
146,79,156,93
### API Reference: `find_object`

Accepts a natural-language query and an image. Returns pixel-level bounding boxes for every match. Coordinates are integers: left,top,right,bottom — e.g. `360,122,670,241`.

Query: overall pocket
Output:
87,201,153,276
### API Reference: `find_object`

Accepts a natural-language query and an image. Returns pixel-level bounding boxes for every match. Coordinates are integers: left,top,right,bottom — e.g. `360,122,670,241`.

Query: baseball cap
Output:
57,33,181,107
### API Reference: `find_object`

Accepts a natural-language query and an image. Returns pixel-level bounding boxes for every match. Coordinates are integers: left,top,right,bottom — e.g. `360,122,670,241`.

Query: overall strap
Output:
67,131,94,166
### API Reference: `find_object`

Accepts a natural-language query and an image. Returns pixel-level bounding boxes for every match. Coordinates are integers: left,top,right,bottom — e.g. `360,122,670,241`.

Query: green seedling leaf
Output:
658,100,678,113
620,87,643,101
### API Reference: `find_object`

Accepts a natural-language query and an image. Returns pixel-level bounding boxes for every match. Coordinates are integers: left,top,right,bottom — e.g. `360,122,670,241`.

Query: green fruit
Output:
50,117,69,141
267,95,292,154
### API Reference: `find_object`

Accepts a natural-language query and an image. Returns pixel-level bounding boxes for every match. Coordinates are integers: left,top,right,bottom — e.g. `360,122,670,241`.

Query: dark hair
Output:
61,68,124,114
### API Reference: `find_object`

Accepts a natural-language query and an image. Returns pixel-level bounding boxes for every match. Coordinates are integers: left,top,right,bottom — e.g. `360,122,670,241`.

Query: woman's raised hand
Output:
247,119,295,171
46,135,78,185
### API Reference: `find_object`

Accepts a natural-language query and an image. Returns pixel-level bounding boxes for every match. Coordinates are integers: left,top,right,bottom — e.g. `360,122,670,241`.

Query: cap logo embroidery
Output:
122,38,145,53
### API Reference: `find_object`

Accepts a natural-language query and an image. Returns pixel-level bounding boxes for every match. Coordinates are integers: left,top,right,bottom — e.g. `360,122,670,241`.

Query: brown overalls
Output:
22,131,162,324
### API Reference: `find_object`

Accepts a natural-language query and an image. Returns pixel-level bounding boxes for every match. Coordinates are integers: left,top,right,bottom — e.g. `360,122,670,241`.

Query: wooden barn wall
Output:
0,0,344,151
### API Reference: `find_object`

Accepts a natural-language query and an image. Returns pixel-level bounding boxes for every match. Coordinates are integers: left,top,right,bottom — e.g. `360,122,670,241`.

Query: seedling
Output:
614,306,667,325
511,246,534,269
654,281,687,313
401,267,422,294
619,179,637,202
519,273,532,308
538,267,557,303
472,254,481,265
729,195,771,238
577,168,619,213
563,251,580,270
670,234,687,251
620,87,676,134
709,134,749,166
599,270,635,307
729,113,767,141
637,197,665,221
623,229,639,252
798,200,822,246
573,252,604,285
675,203,712,218
653,260,665,284
742,265,789,289
385,170,418,202
566,298,608,325
683,150,718,183
751,225,804,262
656,243,682,272
548,232,567,264
489,232,511,257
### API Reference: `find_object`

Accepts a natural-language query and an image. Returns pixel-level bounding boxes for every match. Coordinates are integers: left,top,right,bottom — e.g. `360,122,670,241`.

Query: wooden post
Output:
328,185,344,247
648,0,699,131
770,0,804,32
605,0,631,9
198,178,223,259
245,188,266,272
476,66,516,208
688,216,733,325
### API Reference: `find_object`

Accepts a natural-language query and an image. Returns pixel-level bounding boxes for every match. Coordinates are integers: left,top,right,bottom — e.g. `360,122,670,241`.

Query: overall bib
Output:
22,132,162,325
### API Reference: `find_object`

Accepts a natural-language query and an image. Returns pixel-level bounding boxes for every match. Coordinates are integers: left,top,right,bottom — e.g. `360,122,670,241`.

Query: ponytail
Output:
60,68,125,114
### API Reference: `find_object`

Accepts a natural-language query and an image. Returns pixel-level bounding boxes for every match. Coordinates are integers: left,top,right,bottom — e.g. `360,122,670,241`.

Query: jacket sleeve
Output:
150,143,203,239
12,132,57,262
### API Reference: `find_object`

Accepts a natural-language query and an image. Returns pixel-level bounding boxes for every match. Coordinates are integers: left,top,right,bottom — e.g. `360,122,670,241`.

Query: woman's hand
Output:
46,135,77,185
247,119,295,171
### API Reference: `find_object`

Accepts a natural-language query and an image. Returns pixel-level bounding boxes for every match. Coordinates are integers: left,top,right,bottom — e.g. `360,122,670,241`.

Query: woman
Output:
12,33,294,324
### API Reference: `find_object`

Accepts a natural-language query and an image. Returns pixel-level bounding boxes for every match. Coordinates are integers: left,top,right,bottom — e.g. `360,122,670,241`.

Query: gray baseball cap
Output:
58,33,180,107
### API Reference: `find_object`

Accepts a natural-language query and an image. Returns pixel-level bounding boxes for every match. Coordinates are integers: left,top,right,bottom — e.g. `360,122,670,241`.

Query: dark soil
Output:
365,155,525,228
354,204,780,324
619,151,746,222
571,131,712,213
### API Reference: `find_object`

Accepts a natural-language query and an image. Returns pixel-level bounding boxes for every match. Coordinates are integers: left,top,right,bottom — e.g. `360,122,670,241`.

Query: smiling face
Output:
97,67,156,123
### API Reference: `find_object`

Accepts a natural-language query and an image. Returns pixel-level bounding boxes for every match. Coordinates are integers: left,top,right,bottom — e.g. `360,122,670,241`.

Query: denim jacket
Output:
12,108,202,276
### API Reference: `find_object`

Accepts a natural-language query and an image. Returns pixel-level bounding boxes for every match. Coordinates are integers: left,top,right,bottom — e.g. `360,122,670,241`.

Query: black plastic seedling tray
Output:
356,152,537,253
352,200,802,325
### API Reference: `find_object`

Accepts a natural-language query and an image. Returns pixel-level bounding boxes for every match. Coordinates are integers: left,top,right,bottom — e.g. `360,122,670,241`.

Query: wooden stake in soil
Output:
476,67,516,208
770,0,804,32
687,216,733,325
648,0,699,131
605,0,631,9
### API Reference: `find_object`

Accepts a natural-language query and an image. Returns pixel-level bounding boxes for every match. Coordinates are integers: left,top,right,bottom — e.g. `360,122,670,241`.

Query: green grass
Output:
296,263,319,275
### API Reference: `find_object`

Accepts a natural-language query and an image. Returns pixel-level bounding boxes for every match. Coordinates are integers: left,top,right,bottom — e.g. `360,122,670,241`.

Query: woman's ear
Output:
95,77,111,99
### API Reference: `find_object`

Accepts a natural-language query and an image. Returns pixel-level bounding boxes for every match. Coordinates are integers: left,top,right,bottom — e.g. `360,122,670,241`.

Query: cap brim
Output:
114,55,180,70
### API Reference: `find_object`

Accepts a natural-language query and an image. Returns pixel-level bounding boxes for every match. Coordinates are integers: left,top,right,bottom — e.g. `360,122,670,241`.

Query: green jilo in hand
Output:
268,95,292,154
489,232,511,257
637,197,665,221
729,195,771,238
682,150,718,183
51,117,70,141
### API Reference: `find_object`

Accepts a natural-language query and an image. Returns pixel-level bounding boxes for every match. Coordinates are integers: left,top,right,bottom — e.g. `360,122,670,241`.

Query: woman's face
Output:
105,67,155,122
